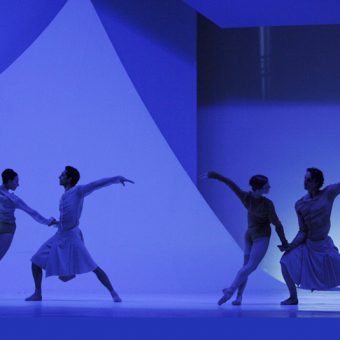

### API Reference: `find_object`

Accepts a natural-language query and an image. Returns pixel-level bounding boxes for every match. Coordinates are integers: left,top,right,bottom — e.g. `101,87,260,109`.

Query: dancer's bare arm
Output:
14,197,56,226
327,183,340,200
283,211,307,253
206,171,246,201
268,202,289,249
78,176,134,196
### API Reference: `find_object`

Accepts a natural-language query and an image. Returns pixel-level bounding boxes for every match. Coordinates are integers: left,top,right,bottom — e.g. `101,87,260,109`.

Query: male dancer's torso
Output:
295,183,340,240
58,186,84,232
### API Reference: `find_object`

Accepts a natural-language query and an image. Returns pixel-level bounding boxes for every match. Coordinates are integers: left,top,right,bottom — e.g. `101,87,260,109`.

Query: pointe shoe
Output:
113,295,122,303
222,288,230,295
218,289,232,306
280,297,298,305
111,290,122,303
217,294,231,306
25,292,42,302
232,298,242,306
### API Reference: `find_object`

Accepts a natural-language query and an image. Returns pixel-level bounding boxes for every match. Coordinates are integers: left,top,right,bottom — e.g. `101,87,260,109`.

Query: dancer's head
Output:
304,167,324,192
1,169,19,191
249,175,270,194
59,166,80,188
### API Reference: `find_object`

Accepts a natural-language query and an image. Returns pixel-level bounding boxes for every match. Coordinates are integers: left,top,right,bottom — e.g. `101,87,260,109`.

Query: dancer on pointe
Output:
206,171,289,305
280,168,340,305
25,166,134,302
0,169,56,261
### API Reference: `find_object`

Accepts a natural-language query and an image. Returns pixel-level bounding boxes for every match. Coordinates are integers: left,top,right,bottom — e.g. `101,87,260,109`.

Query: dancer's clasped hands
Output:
277,242,294,253
47,217,59,227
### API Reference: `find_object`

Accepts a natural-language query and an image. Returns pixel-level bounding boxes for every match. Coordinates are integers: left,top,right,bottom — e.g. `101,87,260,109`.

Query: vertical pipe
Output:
259,26,271,100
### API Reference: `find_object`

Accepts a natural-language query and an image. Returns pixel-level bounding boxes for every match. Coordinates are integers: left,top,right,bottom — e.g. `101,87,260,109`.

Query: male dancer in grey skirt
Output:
25,166,133,302
280,168,340,305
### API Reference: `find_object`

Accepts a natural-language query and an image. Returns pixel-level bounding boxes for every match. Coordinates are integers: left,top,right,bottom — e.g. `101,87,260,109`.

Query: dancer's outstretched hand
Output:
198,172,209,180
116,176,134,186
199,171,221,181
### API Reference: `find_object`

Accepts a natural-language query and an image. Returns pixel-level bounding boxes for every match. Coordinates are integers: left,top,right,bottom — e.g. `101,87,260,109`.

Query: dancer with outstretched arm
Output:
206,171,289,305
25,166,134,302
0,169,56,261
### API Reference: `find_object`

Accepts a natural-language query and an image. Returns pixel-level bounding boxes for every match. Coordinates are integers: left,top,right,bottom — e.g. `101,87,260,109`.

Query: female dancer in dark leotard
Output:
207,171,289,305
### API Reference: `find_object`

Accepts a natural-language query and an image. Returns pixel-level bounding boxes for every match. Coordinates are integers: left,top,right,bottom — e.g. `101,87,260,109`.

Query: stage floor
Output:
1,291,340,318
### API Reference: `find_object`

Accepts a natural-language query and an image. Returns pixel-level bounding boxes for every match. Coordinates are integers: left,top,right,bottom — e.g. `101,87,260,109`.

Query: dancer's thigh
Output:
247,237,270,269
244,231,253,257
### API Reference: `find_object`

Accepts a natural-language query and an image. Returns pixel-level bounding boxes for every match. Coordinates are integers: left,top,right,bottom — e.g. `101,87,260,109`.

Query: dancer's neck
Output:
308,189,320,198
251,191,263,199
63,184,73,192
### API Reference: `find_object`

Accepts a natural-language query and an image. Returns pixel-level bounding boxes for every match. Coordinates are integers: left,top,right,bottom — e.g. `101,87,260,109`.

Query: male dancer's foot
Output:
111,289,122,303
25,289,42,301
280,296,298,305
217,288,233,306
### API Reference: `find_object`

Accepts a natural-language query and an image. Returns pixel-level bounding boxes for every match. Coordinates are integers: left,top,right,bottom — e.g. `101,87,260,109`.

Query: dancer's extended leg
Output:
93,267,121,302
218,237,269,305
25,263,43,301
280,262,298,305
229,234,252,306
231,255,250,306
